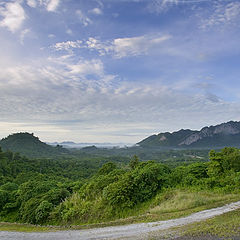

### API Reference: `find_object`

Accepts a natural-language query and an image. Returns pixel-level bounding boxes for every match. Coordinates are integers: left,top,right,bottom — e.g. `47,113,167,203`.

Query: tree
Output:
129,155,139,169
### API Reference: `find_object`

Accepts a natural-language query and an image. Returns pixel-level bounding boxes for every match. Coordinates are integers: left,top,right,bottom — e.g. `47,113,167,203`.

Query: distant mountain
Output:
0,132,69,158
138,121,240,148
48,142,132,148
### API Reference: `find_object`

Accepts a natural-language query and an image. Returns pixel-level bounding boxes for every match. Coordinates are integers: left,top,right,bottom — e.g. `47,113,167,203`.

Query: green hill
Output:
0,132,69,158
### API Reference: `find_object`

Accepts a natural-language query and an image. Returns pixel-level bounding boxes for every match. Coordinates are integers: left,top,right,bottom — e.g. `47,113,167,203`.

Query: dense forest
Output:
0,133,210,167
0,143,239,226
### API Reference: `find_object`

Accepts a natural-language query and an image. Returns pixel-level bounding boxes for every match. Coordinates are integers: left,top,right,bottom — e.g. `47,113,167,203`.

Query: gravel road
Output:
1,201,240,240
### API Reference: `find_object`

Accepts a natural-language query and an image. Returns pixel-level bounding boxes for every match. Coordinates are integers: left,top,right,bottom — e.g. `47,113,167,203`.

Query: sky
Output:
0,0,240,143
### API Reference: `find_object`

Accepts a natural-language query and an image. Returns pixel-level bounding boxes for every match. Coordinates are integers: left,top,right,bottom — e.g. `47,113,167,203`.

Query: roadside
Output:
1,190,239,232
0,200,240,240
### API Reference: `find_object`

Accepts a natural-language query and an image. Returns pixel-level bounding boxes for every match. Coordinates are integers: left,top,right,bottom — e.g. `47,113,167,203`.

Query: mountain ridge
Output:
138,121,240,148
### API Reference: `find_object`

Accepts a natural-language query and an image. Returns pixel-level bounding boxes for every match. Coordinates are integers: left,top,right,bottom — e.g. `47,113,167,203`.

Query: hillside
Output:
0,132,69,158
138,121,240,148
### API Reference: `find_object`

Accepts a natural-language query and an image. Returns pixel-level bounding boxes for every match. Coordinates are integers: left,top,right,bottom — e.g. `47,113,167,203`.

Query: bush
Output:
0,190,9,210
35,201,53,224
103,162,170,208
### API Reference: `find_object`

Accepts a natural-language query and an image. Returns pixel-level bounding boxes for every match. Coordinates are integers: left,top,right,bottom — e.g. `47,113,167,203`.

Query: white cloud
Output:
113,34,171,58
54,40,82,52
26,0,60,12
86,37,113,55
46,0,60,12
0,1,26,33
26,0,37,8
67,59,104,76
76,9,92,26
89,7,103,15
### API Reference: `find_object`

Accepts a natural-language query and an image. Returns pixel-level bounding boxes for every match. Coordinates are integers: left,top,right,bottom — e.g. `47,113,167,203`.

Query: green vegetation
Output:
0,133,240,233
77,146,210,167
179,209,240,239
0,222,60,232
149,190,240,218
0,133,69,158
0,132,210,167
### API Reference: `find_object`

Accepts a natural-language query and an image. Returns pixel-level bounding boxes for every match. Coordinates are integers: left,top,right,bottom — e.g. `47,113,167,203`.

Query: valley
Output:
0,121,240,239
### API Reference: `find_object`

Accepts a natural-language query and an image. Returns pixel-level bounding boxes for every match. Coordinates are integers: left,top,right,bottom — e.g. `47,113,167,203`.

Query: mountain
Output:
0,132,69,158
138,121,240,148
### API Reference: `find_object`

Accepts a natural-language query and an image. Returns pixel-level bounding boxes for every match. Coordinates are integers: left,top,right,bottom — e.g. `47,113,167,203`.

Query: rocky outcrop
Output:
179,121,240,146
138,121,240,148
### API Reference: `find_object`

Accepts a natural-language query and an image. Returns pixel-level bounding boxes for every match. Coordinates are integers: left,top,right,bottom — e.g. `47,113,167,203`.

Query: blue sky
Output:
0,0,240,143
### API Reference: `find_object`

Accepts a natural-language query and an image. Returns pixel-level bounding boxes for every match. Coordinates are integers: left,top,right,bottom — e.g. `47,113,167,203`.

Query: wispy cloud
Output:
147,0,183,13
200,1,240,30
20,28,30,44
0,58,239,142
52,34,171,58
76,9,92,26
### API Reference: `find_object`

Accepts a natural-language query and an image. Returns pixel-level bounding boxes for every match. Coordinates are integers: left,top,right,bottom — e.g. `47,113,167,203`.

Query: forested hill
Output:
138,121,240,148
0,133,69,158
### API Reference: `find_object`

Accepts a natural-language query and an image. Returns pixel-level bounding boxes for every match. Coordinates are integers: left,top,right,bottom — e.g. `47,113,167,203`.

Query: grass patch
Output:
147,189,240,220
179,208,240,239
0,222,61,232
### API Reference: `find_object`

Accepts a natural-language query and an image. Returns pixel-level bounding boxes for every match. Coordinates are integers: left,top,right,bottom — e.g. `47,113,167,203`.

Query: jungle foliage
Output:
0,146,239,226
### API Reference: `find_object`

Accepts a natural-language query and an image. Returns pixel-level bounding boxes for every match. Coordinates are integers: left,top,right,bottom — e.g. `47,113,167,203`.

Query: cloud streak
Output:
53,34,171,58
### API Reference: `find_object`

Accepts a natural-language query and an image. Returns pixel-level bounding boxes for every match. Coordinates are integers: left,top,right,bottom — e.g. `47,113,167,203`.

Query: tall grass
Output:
149,189,239,215
54,188,240,227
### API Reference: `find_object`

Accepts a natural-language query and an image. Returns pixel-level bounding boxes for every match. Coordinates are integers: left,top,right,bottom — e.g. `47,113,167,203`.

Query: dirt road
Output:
1,200,240,240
